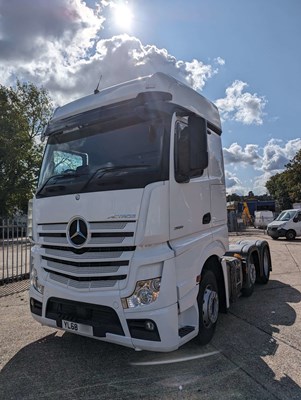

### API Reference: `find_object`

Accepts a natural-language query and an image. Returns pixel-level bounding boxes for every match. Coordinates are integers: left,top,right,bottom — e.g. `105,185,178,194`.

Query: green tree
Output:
266,172,292,210
0,81,53,216
285,149,301,203
266,149,301,209
226,193,241,202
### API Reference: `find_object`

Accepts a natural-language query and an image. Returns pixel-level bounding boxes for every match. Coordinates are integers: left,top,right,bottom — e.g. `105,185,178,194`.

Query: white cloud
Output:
224,138,301,194
252,172,274,195
216,80,267,125
223,139,301,172
225,171,244,195
261,138,301,172
214,57,225,66
0,0,103,63
184,59,216,90
0,0,222,105
223,142,260,166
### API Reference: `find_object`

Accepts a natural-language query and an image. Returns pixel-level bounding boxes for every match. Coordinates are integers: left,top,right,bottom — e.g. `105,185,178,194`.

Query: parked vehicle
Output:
29,72,272,352
254,211,274,229
267,209,301,240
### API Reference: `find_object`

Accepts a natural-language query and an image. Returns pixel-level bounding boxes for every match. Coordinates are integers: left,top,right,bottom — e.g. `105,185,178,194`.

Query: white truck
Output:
29,73,272,352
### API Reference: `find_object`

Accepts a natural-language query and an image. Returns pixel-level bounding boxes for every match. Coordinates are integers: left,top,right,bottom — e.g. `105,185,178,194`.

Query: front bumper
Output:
267,228,286,238
29,285,182,352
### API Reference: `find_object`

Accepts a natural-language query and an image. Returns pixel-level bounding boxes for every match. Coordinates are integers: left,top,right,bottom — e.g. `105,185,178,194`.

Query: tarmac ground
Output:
1,230,301,399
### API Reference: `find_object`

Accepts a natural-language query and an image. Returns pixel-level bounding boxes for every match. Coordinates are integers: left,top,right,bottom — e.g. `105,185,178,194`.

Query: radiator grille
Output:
37,220,136,290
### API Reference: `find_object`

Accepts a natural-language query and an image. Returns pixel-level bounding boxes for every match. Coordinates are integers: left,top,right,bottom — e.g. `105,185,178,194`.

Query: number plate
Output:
61,320,93,335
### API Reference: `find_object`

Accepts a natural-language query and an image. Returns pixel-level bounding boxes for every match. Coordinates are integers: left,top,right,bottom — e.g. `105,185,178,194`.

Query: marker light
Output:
30,267,44,295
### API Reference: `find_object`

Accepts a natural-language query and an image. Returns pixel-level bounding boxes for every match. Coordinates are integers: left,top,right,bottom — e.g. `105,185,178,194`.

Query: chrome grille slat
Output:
48,273,118,289
45,260,120,275
90,280,117,288
90,222,128,230
38,223,67,232
43,248,124,260
69,280,91,289
49,273,68,285
41,237,68,245
89,237,126,244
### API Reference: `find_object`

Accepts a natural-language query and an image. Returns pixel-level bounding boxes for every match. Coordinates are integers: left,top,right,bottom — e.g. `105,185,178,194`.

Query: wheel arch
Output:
202,255,227,313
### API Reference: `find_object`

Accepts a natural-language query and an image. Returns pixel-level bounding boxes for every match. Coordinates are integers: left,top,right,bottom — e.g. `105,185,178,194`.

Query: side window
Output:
174,116,208,183
53,151,87,174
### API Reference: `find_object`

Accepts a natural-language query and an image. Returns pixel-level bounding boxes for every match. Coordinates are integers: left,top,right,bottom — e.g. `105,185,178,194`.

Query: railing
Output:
0,217,31,286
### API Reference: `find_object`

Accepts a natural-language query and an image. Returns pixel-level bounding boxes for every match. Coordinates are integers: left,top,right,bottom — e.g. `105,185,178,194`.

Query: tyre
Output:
271,237,278,240
241,254,256,297
196,270,219,345
286,230,296,240
258,246,271,284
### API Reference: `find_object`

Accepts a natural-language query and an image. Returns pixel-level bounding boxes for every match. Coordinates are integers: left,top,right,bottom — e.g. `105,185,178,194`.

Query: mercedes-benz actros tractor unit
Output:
29,72,272,352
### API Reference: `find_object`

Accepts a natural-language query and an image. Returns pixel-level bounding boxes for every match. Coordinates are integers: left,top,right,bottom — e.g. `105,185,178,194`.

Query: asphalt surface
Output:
1,230,301,399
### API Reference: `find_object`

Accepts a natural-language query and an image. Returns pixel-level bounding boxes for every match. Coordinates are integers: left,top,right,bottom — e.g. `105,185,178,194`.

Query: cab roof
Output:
51,72,221,134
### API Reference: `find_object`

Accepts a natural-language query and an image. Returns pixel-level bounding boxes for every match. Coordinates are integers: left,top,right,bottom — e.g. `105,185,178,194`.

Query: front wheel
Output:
286,230,296,240
196,270,219,345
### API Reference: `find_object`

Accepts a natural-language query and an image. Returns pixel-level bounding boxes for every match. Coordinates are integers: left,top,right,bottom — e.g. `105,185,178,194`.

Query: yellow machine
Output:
242,202,254,226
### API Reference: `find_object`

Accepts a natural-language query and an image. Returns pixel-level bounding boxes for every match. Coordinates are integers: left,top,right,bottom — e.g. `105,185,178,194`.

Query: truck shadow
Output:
0,280,301,399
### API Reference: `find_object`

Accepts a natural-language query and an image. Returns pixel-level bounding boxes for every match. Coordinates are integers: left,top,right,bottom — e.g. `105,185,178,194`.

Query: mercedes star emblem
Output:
67,217,89,248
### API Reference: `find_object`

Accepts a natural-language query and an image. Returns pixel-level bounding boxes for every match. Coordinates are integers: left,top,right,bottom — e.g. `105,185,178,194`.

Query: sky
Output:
0,0,300,195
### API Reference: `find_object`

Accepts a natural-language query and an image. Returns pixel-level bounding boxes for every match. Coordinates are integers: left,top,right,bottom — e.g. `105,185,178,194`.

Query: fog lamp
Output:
145,320,155,331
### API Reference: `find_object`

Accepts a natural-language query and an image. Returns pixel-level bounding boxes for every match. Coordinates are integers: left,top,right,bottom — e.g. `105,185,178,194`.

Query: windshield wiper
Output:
36,171,82,196
37,165,151,196
81,164,151,191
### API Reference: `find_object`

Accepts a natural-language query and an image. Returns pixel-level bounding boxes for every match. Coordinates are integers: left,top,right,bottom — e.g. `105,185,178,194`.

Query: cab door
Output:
169,116,211,240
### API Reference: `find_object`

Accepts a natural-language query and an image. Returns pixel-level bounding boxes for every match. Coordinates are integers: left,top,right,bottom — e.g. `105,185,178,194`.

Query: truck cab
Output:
267,209,301,240
29,72,271,352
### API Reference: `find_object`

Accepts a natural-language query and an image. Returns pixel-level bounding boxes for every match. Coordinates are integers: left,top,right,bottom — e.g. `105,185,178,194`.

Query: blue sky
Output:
0,0,300,195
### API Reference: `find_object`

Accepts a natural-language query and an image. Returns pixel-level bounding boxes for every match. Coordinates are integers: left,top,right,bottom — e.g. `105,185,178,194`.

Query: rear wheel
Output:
196,270,219,345
258,246,271,284
286,230,296,240
241,255,256,297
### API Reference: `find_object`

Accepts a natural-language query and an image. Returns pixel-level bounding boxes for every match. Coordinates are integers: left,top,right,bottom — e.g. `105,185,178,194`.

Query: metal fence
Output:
0,217,31,286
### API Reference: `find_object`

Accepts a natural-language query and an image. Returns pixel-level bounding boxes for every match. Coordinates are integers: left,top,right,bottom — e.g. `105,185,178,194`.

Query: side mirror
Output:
188,115,208,172
293,217,298,223
175,127,190,183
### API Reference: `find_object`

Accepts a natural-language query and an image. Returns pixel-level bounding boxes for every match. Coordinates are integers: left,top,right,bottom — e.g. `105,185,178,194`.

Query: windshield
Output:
37,115,170,198
275,210,296,221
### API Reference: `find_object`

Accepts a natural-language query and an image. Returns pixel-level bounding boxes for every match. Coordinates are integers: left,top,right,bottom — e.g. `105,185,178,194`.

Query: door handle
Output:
202,213,211,224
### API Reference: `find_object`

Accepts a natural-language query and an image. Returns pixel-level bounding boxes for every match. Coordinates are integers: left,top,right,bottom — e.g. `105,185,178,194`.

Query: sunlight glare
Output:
113,3,133,30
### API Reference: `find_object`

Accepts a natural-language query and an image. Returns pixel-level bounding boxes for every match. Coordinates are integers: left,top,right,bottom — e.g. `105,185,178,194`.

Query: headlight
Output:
122,277,161,309
30,268,44,294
